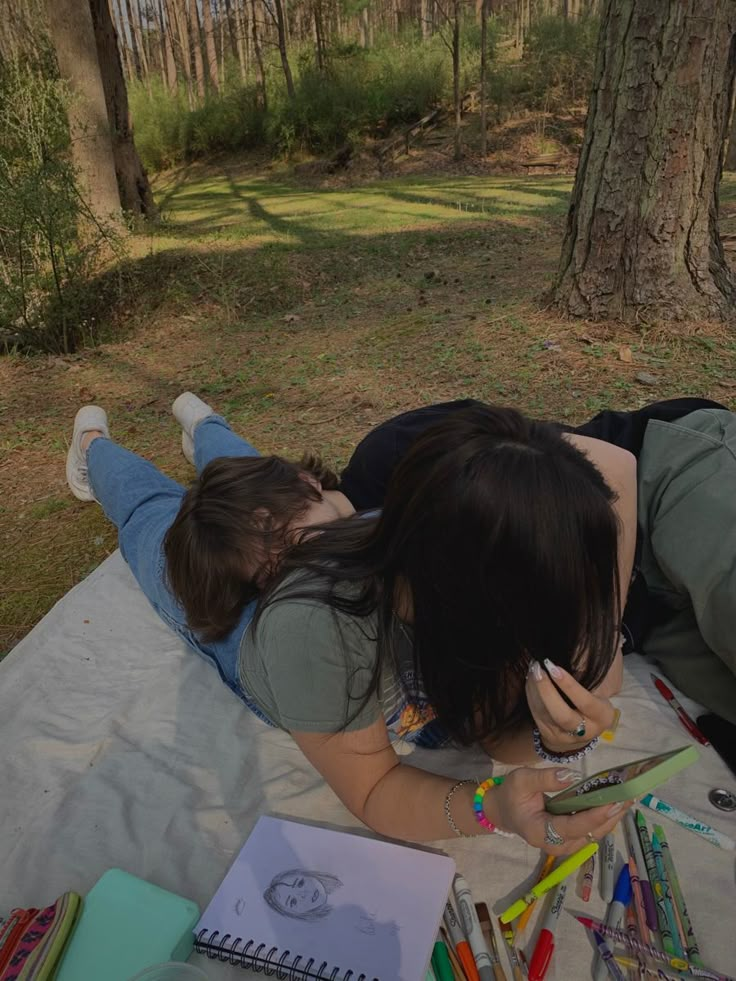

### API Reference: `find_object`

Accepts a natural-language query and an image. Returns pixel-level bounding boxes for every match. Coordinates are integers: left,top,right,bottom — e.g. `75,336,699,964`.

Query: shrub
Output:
0,59,125,354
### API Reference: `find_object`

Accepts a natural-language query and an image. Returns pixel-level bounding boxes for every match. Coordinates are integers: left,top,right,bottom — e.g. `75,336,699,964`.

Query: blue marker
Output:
593,865,632,981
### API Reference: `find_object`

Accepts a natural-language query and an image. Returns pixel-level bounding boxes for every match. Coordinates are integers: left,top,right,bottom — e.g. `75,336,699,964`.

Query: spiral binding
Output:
194,928,377,981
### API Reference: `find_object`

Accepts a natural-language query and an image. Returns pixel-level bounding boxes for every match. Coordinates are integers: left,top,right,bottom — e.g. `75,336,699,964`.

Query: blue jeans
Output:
86,416,267,713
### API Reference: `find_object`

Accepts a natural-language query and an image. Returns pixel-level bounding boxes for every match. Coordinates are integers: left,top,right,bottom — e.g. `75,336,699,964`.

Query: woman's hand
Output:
526,658,617,755
484,766,631,855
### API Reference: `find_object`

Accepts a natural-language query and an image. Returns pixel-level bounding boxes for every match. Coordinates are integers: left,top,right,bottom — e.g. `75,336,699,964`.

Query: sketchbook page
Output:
197,816,455,981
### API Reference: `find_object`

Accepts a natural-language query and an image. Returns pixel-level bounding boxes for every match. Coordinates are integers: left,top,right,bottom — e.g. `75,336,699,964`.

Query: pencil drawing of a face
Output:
263,869,342,921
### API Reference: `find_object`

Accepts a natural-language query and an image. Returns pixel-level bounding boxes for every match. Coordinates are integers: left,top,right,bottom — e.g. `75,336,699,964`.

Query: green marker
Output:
654,824,703,968
432,932,454,981
636,810,675,957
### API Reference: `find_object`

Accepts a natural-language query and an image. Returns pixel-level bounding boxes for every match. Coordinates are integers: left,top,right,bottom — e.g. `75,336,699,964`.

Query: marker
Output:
592,931,626,981
497,918,524,981
517,854,555,935
654,823,703,967
600,833,616,902
528,882,566,981
650,674,709,745
625,813,657,932
453,875,494,981
651,831,685,959
580,854,595,902
594,865,631,981
427,967,438,981
432,933,455,981
575,916,733,981
499,842,598,923
440,930,468,981
444,899,480,981
640,793,735,850
475,903,508,981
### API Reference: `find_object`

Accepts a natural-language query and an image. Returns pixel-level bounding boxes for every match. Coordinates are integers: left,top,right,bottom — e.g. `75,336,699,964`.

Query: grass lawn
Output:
2,161,735,656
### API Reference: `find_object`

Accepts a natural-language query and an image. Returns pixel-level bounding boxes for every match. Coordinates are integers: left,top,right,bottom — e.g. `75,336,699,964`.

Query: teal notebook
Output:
55,869,200,981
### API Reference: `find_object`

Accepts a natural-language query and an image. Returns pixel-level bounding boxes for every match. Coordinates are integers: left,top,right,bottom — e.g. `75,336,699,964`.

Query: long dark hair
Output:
256,405,621,744
164,452,336,642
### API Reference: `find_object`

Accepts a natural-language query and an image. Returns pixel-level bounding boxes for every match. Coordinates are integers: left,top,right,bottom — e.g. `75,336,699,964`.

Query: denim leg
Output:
85,437,253,698
194,415,260,473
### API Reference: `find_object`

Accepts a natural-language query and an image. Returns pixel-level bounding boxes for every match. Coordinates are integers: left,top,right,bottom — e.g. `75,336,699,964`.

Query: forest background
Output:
2,0,736,655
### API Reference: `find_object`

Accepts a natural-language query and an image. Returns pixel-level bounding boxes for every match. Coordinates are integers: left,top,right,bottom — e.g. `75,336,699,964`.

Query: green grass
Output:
2,168,735,657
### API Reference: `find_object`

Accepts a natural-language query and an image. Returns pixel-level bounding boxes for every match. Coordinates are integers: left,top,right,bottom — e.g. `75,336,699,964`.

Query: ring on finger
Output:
568,717,586,739
544,820,565,847
585,832,596,843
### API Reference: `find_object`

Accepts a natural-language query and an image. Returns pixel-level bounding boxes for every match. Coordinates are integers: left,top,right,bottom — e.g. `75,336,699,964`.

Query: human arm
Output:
292,720,628,850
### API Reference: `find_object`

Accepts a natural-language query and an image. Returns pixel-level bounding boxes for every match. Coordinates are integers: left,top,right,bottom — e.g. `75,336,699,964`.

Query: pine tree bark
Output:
188,0,206,101
555,0,736,322
45,0,122,220
201,0,220,91
90,0,158,218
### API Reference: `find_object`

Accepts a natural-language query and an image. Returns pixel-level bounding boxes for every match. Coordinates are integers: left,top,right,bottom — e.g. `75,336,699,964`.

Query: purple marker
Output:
624,813,658,933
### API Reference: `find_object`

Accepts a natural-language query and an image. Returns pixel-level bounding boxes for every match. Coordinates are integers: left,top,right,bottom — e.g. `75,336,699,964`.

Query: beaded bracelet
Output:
473,776,505,832
532,727,599,763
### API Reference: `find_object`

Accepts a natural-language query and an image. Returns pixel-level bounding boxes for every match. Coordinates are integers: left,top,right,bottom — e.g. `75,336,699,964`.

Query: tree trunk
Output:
555,0,736,322
726,90,736,170
273,0,296,99
134,0,151,79
232,0,249,81
45,0,122,220
90,0,157,217
250,0,267,109
111,0,135,80
453,0,461,161
480,0,488,155
313,0,327,71
159,0,178,90
201,0,220,91
124,0,143,77
188,0,206,101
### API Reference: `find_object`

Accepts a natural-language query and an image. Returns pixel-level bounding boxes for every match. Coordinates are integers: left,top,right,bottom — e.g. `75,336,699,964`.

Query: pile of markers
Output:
431,811,734,981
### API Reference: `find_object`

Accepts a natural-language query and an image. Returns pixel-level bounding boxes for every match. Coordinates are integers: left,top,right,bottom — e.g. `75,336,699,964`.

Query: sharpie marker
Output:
640,794,735,851
528,883,566,981
600,833,616,902
432,933,455,981
453,875,494,981
444,899,480,981
594,866,631,981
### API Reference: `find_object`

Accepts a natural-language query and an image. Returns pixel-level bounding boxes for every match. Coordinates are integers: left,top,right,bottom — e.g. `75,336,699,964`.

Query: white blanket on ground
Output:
1,552,734,980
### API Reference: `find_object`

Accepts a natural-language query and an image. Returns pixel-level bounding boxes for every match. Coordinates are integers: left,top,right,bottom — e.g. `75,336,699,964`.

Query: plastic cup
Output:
127,963,209,981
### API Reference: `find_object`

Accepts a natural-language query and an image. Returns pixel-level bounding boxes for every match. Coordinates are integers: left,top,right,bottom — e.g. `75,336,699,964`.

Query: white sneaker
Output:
172,392,214,465
66,406,110,501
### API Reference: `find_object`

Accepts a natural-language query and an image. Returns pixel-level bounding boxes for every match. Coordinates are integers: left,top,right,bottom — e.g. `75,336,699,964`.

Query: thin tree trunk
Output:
313,0,327,71
250,0,267,109
188,0,206,101
90,0,158,218
232,0,248,81
201,0,220,91
111,0,135,81
135,0,151,79
272,0,296,99
726,89,736,170
555,0,736,322
480,0,488,155
124,0,143,77
453,0,461,161
169,0,194,105
45,0,122,219
159,0,178,90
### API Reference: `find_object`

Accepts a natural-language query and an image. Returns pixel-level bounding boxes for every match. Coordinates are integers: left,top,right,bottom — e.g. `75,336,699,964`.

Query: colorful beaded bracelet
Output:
473,776,505,832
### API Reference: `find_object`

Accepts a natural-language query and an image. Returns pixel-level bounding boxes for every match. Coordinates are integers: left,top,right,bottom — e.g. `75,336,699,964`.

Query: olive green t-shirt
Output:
237,581,449,746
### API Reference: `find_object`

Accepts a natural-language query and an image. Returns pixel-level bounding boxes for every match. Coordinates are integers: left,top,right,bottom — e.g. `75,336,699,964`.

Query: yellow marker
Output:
601,708,621,743
516,854,555,935
499,842,598,924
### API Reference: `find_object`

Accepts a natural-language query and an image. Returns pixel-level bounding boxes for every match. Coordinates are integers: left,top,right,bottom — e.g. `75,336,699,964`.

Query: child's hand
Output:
484,766,631,855
525,658,617,755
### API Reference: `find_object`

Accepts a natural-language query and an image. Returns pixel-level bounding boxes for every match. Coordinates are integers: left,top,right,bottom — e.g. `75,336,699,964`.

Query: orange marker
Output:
443,899,479,981
517,854,555,935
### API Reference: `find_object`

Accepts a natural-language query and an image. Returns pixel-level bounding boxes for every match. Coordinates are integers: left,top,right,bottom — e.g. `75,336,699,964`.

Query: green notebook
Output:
55,869,200,981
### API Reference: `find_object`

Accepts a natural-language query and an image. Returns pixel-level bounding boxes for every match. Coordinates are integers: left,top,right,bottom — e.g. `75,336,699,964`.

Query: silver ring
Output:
569,718,586,739
585,832,596,843
544,820,565,847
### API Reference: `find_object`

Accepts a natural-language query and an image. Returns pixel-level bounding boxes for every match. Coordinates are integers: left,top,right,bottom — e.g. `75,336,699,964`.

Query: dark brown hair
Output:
258,405,621,744
164,452,336,642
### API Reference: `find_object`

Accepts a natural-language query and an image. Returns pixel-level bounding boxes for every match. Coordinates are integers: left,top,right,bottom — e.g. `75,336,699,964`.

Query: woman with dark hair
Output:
66,395,636,852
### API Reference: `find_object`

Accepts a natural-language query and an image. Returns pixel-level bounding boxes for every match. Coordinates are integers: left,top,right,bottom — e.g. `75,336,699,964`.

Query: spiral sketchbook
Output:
194,816,455,981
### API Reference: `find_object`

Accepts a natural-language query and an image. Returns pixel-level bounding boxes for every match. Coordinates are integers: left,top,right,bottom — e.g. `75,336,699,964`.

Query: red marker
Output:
651,674,709,745
528,883,566,981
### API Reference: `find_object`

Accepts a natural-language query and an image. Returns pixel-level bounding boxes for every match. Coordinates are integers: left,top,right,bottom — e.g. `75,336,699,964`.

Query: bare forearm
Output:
361,762,490,842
